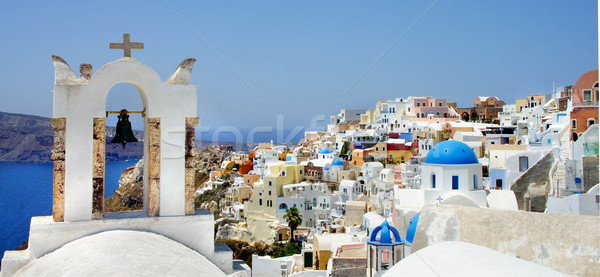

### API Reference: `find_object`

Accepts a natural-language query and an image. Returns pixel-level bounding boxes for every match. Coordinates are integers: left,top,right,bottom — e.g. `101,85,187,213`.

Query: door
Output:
304,252,313,268
452,175,459,190
519,156,529,172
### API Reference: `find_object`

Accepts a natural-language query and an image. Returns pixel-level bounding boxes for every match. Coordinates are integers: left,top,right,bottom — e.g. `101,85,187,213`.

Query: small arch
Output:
588,118,595,127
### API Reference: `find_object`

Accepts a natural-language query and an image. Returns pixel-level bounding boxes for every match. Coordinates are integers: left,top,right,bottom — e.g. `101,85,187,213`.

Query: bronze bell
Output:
111,109,138,149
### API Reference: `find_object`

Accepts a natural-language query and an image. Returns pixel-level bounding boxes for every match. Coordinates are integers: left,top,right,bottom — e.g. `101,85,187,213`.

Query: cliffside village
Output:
2,33,597,276
202,69,599,276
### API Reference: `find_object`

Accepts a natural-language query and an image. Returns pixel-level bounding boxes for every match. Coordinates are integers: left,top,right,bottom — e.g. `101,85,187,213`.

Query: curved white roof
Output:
383,241,568,277
16,230,226,277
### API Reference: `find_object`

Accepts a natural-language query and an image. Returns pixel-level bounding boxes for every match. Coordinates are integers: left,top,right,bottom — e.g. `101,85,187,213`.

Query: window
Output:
282,171,286,176
300,170,303,174
588,118,596,127
417,103,420,107
496,179,503,189
439,103,442,106
583,89,592,101
432,174,436,189
259,199,262,206
473,175,477,190
268,191,271,195
572,119,577,129
452,176,459,190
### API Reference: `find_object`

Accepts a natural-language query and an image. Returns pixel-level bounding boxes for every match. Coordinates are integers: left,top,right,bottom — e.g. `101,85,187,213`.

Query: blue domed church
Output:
420,140,487,207
366,221,405,277
393,140,517,218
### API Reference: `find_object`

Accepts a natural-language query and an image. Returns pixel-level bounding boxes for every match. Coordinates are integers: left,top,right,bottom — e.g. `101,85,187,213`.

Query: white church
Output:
0,34,249,276
394,140,518,213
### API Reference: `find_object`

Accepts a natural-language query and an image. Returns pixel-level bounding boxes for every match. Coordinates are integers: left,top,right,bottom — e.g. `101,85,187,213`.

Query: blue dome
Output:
405,212,420,244
332,158,344,166
424,140,479,165
319,148,331,154
369,221,403,245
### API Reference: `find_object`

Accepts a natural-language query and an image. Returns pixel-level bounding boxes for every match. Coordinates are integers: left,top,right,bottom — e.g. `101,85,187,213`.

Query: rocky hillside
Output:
0,111,143,163
105,145,235,212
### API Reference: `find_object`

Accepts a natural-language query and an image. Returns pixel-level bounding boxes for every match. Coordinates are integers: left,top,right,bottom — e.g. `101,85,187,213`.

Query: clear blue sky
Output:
0,1,597,142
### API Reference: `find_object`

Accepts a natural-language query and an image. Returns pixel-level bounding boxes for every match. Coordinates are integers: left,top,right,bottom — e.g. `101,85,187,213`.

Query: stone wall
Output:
147,117,160,216
92,118,105,219
185,117,199,215
331,257,366,277
583,156,599,192
51,118,66,222
412,205,600,277
510,151,553,211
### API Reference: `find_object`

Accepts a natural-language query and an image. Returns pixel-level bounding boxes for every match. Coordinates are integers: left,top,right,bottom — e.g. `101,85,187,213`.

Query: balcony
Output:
573,101,598,108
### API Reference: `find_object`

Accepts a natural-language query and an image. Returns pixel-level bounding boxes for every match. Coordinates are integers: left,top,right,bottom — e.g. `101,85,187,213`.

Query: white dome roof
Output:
16,230,226,277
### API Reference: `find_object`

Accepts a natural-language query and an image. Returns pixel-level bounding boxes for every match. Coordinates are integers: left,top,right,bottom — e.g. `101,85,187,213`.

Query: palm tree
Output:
283,207,303,242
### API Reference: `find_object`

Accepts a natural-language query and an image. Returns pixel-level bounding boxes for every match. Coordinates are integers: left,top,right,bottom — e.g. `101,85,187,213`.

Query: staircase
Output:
552,126,572,196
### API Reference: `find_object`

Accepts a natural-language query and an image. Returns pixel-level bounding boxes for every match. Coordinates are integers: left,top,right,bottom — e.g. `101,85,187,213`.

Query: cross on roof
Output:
436,196,444,204
110,33,144,58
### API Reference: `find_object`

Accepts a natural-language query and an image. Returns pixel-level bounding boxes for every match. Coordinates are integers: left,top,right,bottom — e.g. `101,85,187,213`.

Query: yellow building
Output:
351,148,374,167
243,164,305,218
360,110,376,124
387,148,413,164
225,185,252,203
515,98,528,113
516,94,548,112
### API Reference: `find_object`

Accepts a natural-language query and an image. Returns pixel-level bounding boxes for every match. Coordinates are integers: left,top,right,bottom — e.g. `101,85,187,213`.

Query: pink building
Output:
411,96,451,118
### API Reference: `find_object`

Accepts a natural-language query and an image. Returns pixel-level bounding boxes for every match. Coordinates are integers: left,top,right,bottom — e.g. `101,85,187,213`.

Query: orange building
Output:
570,69,599,141
238,160,254,175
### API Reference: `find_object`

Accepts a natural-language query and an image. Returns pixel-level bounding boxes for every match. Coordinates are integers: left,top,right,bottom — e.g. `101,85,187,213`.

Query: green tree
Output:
283,207,303,242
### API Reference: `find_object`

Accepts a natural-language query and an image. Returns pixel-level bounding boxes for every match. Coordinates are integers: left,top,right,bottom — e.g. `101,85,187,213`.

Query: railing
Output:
573,101,598,107
548,159,559,197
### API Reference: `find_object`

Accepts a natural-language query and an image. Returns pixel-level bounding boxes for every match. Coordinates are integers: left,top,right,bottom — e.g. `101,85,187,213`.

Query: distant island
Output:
0,111,253,163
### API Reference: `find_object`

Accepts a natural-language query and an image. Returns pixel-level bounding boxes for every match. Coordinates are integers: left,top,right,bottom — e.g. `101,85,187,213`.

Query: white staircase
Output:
552,127,572,195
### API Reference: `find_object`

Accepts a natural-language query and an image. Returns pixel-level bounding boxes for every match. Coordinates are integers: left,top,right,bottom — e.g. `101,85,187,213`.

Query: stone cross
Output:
436,196,444,204
110,33,144,57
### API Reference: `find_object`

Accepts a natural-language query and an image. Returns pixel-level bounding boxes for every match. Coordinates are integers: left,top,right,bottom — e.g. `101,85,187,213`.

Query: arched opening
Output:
461,112,469,121
279,203,288,210
588,118,595,127
102,83,147,215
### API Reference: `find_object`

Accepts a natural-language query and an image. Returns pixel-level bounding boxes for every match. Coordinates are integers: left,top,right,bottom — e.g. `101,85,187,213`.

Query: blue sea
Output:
0,161,137,258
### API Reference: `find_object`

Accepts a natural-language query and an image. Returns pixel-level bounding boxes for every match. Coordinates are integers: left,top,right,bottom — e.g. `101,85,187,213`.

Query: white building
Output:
394,140,517,213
